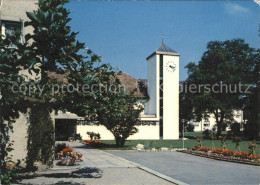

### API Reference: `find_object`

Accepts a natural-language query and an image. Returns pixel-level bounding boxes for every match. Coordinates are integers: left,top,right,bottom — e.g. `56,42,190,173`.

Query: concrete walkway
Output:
16,142,176,185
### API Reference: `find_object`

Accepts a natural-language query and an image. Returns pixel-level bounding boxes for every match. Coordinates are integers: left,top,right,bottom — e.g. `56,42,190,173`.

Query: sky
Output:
66,1,260,81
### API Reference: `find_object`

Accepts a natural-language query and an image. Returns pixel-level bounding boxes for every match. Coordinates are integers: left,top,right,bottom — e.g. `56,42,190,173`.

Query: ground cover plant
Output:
55,143,83,166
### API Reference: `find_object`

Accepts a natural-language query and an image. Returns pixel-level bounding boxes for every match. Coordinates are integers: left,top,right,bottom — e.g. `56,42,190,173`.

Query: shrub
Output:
229,122,242,137
55,145,83,166
186,124,195,132
202,129,216,140
221,122,228,131
56,151,83,166
75,134,82,141
87,132,101,140
232,136,242,152
196,136,203,147
248,140,257,155
55,143,68,154
1,169,18,185
68,137,74,142
220,136,227,150
61,147,73,153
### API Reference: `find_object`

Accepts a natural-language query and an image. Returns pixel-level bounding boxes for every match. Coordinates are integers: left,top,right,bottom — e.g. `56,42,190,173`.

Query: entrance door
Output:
55,119,77,141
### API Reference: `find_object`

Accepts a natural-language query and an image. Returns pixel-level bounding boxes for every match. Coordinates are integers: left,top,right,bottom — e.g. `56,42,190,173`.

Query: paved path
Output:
108,151,260,185
16,142,174,185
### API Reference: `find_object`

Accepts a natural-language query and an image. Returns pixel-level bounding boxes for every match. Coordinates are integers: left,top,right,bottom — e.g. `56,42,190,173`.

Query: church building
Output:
56,41,180,140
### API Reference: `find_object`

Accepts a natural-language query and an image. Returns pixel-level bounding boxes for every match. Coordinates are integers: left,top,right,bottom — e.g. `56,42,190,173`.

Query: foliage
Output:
0,24,29,175
233,136,241,152
75,134,82,141
220,136,227,150
184,39,258,137
229,122,242,137
55,143,68,154
248,140,257,155
87,132,101,140
0,168,18,184
61,147,73,153
0,160,23,184
55,145,83,166
186,124,195,132
26,106,55,169
19,0,114,170
190,146,260,163
202,129,215,139
93,90,144,146
196,137,203,147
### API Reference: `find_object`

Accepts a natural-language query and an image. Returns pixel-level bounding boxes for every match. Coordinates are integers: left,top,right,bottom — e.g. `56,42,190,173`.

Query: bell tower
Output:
146,36,180,139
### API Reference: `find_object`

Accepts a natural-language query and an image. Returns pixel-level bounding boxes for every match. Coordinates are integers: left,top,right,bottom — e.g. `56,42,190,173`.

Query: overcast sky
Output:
66,1,259,81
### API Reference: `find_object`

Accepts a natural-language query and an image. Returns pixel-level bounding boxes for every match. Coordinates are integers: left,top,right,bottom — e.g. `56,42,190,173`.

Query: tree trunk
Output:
115,137,125,146
216,122,222,137
215,109,224,137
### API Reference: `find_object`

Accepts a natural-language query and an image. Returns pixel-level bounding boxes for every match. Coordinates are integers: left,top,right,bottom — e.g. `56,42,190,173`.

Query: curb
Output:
102,150,189,185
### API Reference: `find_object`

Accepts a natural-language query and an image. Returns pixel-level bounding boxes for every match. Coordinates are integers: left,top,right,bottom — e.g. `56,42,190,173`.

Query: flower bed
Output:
82,140,101,144
186,146,260,166
55,143,83,166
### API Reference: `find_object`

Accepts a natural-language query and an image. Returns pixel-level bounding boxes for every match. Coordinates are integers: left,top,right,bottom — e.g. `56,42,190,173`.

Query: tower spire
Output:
161,32,164,44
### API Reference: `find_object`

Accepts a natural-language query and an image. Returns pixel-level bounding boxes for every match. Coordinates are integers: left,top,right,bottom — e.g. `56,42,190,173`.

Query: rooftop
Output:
146,43,180,60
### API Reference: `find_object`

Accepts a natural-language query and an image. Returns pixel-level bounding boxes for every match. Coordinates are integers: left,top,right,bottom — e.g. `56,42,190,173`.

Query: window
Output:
194,122,199,127
0,20,23,46
203,122,210,127
160,54,163,77
190,121,199,127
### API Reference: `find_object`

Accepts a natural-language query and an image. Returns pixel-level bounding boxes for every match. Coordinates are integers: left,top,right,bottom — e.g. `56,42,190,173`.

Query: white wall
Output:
146,54,159,118
76,124,160,140
8,113,28,163
162,55,179,139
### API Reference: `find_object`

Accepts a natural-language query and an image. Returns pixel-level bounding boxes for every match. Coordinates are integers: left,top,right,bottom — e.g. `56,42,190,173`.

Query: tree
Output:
243,48,260,140
94,85,144,146
185,39,257,137
26,105,55,169
2,0,114,170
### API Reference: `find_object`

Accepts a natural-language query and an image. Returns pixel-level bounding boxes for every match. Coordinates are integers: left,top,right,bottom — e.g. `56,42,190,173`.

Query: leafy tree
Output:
0,0,114,171
185,39,257,137
93,86,144,146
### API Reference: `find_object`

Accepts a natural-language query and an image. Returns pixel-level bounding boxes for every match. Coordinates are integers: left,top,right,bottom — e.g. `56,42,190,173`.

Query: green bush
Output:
1,169,18,185
26,106,55,170
55,143,68,154
186,124,195,132
87,132,101,140
229,122,242,138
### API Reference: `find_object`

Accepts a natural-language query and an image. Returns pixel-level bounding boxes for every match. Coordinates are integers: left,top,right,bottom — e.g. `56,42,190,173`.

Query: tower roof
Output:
146,43,180,60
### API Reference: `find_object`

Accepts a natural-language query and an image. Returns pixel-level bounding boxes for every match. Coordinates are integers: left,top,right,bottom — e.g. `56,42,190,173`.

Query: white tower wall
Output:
163,55,179,139
146,55,159,116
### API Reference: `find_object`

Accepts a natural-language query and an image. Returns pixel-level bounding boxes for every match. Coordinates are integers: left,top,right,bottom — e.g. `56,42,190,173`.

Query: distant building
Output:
188,110,244,132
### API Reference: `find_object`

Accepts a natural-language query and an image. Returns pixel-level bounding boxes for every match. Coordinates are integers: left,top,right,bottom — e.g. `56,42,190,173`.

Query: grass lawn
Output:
98,139,260,154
